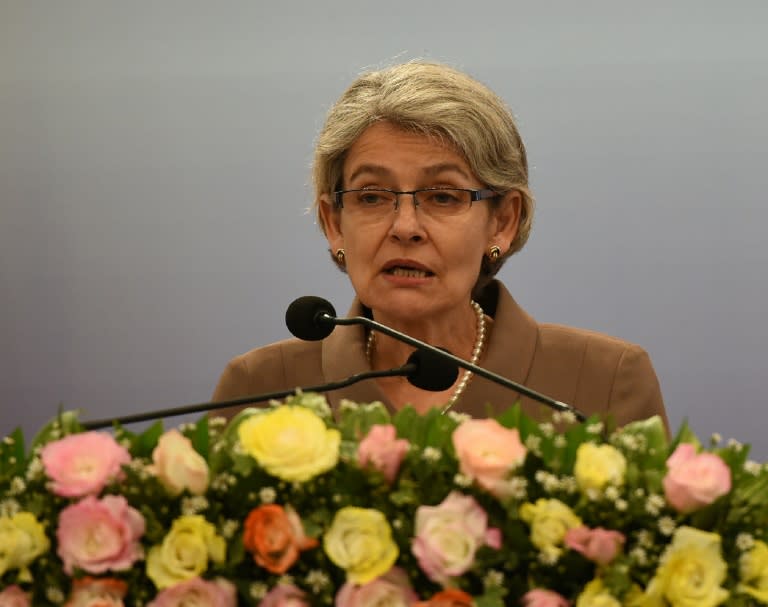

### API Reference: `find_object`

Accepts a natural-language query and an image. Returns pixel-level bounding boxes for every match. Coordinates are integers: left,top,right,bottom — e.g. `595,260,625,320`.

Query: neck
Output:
367,302,479,368
367,300,488,413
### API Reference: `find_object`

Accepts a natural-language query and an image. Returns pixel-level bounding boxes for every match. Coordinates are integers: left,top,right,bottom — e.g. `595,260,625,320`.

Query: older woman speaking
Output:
212,61,668,428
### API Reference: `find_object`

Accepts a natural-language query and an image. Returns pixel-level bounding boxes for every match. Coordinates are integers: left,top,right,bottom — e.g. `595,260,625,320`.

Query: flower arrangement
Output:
2,392,768,607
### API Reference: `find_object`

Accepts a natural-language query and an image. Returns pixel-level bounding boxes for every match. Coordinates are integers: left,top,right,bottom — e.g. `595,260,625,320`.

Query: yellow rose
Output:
0,513,49,577
642,526,728,607
519,498,582,560
238,405,340,482
574,443,627,492
739,540,768,603
146,514,226,589
323,507,398,584
576,578,622,607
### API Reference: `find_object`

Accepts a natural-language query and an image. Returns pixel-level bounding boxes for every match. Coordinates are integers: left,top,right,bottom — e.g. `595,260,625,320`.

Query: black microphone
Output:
80,349,456,430
286,296,336,341
286,295,587,421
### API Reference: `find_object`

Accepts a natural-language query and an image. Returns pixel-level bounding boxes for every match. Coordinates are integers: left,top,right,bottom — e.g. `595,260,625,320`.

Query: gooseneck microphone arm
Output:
81,351,454,430
319,311,587,422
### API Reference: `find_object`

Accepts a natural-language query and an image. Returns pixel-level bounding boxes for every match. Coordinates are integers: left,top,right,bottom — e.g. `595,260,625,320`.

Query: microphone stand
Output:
81,362,418,430
327,313,587,421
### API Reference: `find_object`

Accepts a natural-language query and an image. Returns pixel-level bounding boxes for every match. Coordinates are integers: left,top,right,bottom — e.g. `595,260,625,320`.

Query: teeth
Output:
390,267,429,278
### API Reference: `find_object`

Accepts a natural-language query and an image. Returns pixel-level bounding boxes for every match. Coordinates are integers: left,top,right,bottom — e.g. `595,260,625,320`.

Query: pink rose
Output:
57,495,145,575
0,585,30,607
521,589,571,607
149,429,209,496
336,567,418,607
258,584,309,607
146,577,237,607
452,418,527,497
412,491,501,585
357,425,409,484
564,526,625,565
64,577,128,607
42,432,131,497
663,443,732,513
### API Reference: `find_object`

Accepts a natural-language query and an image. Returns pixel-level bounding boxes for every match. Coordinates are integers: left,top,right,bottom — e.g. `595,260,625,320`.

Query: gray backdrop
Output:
2,2,767,456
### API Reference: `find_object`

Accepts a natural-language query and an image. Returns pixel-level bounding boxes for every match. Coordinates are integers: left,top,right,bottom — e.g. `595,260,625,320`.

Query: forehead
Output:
342,122,476,184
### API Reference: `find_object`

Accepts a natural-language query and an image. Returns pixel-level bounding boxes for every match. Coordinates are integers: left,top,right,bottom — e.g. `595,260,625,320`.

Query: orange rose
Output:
414,588,475,607
243,504,317,574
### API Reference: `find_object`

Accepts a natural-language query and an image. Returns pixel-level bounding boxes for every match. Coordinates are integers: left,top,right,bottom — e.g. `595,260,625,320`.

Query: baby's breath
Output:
45,587,65,604
249,583,269,600
305,570,331,592
483,569,505,588
422,447,442,462
538,422,554,437
259,487,277,504
587,422,604,435
524,434,542,454
645,494,665,516
447,411,471,424
630,547,649,566
736,533,755,551
8,477,26,496
0,498,21,517
181,495,209,515
221,519,240,540
453,473,473,488
25,457,44,481
658,516,676,536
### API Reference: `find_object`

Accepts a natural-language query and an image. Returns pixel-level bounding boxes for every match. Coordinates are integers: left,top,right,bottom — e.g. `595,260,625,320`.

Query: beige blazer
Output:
211,281,668,429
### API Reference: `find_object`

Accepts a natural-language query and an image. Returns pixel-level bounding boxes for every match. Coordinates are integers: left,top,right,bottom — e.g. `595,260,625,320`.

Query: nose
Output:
389,193,426,242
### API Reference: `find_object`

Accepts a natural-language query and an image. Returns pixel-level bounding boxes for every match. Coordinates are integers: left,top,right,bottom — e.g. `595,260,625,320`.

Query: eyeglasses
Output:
333,188,498,220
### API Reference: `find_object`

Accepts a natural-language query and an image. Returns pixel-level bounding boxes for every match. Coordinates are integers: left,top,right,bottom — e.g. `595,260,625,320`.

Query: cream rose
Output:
150,429,209,496
573,443,626,493
238,406,340,482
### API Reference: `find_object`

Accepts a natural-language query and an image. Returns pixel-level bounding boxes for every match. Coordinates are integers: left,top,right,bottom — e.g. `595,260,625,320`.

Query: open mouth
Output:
383,264,435,278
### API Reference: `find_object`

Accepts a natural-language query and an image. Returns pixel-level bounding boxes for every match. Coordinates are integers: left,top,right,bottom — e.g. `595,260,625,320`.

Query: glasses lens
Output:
341,190,395,219
415,189,472,217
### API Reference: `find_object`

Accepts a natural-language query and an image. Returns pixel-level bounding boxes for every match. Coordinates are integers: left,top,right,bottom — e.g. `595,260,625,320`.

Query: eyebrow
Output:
347,162,472,184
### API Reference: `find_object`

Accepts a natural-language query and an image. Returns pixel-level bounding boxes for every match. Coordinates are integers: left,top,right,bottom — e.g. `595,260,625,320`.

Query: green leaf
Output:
0,428,26,478
30,409,84,450
189,416,209,458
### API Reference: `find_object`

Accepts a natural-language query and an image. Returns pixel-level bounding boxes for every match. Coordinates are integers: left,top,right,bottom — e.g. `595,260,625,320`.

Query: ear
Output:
488,190,522,251
318,194,344,252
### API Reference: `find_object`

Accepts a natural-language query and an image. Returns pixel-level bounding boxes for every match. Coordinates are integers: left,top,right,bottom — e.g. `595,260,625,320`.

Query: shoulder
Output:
212,338,323,402
537,322,646,361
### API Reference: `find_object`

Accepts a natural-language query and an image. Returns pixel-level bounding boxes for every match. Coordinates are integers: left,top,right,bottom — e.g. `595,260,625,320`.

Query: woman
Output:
212,61,668,429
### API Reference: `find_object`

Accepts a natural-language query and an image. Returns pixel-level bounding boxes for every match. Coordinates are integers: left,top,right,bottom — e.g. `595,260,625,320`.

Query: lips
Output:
381,259,435,278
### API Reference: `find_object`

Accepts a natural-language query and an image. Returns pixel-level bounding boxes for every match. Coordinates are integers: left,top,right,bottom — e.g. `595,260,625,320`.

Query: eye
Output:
356,190,389,206
423,189,463,205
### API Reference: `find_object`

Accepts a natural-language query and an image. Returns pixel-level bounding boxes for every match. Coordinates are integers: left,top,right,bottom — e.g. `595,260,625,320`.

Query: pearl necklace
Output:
365,301,487,413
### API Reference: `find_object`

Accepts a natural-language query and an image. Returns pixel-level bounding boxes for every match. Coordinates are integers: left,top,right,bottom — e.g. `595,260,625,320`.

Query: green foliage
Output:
2,394,768,606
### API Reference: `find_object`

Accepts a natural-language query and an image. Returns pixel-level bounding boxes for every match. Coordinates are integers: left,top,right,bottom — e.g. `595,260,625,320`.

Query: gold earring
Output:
335,248,346,266
487,245,501,263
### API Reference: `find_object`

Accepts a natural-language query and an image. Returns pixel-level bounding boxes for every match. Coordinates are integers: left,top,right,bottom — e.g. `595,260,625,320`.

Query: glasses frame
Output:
332,187,498,215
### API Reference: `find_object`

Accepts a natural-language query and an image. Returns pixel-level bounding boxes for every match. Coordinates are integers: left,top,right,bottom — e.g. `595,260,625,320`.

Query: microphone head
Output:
405,349,459,392
285,296,337,341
